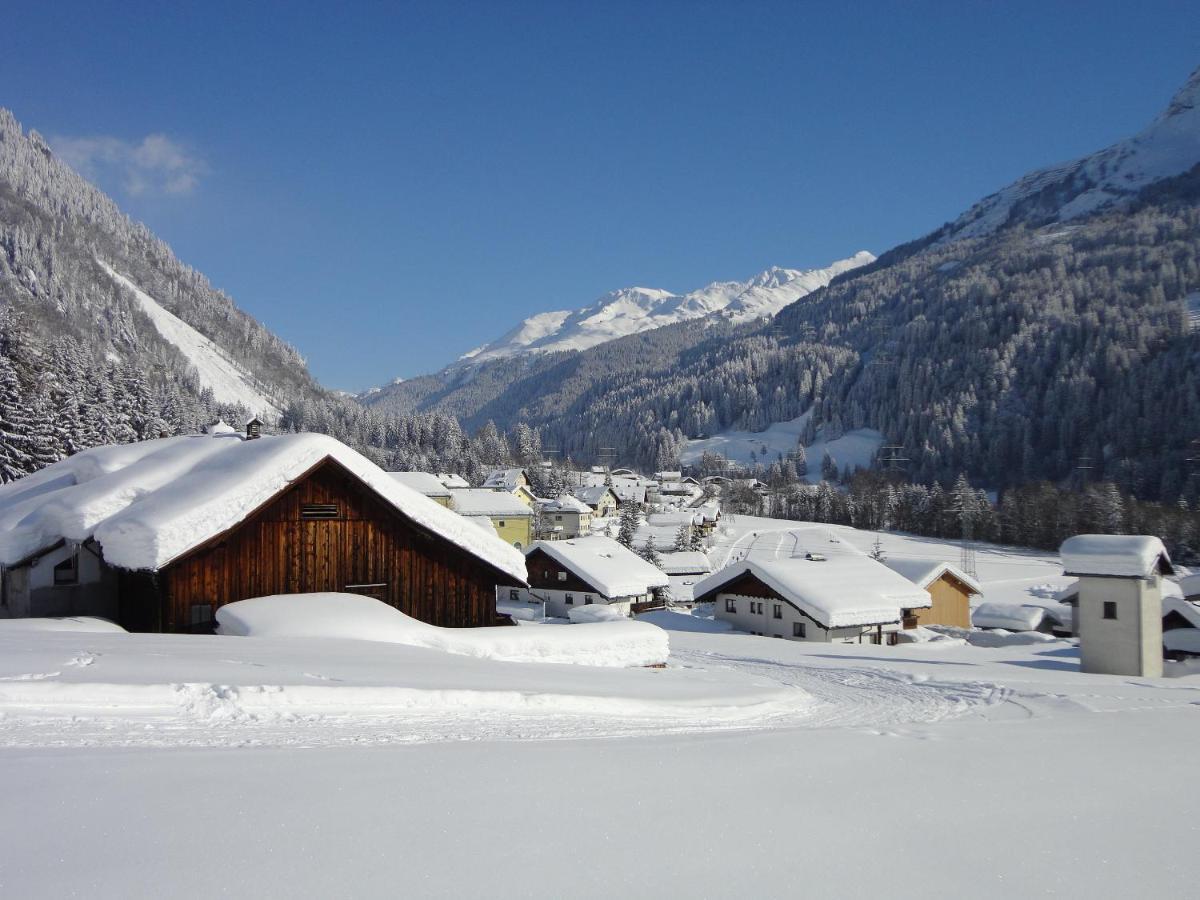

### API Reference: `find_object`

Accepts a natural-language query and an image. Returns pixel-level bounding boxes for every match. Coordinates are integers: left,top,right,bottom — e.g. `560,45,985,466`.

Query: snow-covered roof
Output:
482,468,528,491
574,485,617,507
693,553,931,628
648,511,700,527
658,551,712,576
1059,535,1173,578
972,603,1045,632
1164,595,1200,629
451,489,533,518
387,471,452,498
882,557,982,595
436,473,470,489
538,494,593,514
528,535,669,598
0,432,527,583
1179,573,1200,600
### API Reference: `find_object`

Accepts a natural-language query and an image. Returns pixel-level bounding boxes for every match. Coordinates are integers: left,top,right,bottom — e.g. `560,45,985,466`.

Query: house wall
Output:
490,515,532,549
160,459,510,633
708,574,898,643
0,543,116,621
510,547,649,617
542,511,590,539
910,575,972,629
502,586,641,618
1077,574,1163,677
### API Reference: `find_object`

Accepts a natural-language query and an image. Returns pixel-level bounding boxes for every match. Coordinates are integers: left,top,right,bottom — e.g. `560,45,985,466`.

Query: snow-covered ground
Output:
99,261,282,417
2,516,1197,897
680,410,884,482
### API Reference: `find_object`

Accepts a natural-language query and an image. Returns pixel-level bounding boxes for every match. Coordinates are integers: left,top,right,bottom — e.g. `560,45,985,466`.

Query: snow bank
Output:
635,608,735,634
0,616,126,634
971,603,1046,631
1059,534,1172,578
1163,628,1200,655
216,593,668,667
567,605,626,624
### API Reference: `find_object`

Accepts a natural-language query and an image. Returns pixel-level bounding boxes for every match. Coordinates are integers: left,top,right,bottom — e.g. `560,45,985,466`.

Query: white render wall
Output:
502,586,647,619
1077,574,1163,677
713,592,899,643
0,542,114,620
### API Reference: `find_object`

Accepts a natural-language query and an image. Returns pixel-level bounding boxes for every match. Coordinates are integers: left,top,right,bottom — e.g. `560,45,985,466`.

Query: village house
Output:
657,551,712,578
696,553,930,643
387,471,454,507
481,468,538,507
573,484,619,518
502,535,669,618
436,473,471,489
881,557,981,629
449,488,534,549
0,429,527,632
535,494,594,540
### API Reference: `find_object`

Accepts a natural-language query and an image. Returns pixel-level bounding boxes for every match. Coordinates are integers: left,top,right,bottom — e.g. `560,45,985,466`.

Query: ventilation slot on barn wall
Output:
301,504,340,520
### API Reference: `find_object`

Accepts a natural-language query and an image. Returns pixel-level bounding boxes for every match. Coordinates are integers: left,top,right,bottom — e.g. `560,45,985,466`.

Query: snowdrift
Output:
216,593,669,667
0,617,127,634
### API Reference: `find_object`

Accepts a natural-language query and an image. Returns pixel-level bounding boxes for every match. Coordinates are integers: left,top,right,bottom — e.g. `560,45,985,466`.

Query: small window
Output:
555,515,563,521
1103,601,1118,620
725,598,737,613
498,520,506,527
300,503,339,519
53,552,79,585
557,572,567,582
509,589,519,602
774,604,782,620
565,594,574,605
793,622,806,638
585,595,593,605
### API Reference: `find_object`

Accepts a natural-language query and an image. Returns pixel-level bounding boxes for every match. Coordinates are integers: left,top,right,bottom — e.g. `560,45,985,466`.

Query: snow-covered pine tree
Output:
616,496,640,548
673,523,690,552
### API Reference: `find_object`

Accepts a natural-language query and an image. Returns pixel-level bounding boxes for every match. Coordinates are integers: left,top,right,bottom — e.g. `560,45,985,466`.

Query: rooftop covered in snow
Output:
1059,535,1173,578
450,489,533,518
0,432,527,582
882,557,982,595
693,553,931,629
527,535,668,598
539,494,593,515
387,471,452,498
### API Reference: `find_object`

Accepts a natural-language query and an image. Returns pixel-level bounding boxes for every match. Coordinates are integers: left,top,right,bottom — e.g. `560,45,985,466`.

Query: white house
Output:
536,494,594,539
695,553,931,643
1060,534,1174,677
503,535,670,618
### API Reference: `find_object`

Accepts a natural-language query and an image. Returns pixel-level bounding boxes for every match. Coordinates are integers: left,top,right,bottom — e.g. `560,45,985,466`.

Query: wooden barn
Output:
881,558,981,629
0,429,527,633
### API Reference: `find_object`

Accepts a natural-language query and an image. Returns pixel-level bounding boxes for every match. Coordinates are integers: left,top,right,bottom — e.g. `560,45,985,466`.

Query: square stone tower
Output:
1060,535,1174,677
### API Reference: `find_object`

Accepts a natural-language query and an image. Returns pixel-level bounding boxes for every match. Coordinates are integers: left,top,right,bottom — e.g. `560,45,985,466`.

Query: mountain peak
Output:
1162,65,1200,119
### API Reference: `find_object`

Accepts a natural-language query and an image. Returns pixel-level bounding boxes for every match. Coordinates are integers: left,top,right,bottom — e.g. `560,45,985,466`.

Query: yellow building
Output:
450,488,534,549
385,471,453,507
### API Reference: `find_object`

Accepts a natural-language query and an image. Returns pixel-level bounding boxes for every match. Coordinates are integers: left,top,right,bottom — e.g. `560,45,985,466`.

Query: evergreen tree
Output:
616,497,640,548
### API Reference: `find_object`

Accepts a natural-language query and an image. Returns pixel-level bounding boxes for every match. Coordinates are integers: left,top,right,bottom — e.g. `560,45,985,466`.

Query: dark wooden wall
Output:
157,459,510,632
522,547,602,596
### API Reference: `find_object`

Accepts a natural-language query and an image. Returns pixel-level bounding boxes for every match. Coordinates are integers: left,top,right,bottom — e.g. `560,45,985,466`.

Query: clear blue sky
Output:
3,1,1197,390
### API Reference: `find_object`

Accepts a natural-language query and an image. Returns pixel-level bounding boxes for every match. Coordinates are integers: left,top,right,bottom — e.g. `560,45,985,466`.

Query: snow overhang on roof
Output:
0,433,528,584
882,556,982,595
529,535,668,597
1059,534,1174,578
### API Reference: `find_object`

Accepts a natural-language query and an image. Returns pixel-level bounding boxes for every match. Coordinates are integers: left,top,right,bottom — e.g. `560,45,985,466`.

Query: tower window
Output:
1103,601,1118,620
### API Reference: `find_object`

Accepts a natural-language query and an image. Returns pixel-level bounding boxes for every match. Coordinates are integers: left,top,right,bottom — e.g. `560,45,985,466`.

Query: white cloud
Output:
50,132,207,197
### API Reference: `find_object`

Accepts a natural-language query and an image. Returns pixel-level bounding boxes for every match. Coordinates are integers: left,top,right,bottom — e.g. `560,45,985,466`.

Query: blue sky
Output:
3,2,1197,390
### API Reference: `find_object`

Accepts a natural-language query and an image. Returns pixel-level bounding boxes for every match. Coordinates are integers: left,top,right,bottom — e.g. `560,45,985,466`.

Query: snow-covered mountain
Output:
459,251,875,365
943,65,1200,241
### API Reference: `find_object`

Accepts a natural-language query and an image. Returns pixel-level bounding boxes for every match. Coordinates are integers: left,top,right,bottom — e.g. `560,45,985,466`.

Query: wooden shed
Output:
0,433,527,633
882,558,981,629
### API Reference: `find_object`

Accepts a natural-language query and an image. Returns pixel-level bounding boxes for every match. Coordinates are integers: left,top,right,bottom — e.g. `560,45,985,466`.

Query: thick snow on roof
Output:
387,471,451,497
1179,573,1200,600
0,433,527,582
972,603,1046,632
482,468,527,491
436,473,470,489
530,535,669,598
450,489,532,518
574,485,616,507
882,557,982,595
658,551,712,576
539,494,593,514
694,552,931,628
1060,535,1173,578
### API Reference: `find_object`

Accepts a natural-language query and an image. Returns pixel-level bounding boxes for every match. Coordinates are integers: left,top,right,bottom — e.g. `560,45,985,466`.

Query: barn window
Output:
1103,601,1118,620
793,622,806,638
557,572,567,582
300,503,340,519
53,552,79,585
565,594,574,605
189,603,214,632
509,590,519,602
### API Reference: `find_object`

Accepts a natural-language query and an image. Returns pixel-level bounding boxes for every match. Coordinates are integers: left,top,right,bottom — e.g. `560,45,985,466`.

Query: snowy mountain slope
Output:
943,65,1200,241
99,262,283,416
458,251,874,365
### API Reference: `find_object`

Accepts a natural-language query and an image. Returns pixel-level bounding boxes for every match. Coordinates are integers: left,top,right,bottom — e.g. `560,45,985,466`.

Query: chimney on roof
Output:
245,417,264,440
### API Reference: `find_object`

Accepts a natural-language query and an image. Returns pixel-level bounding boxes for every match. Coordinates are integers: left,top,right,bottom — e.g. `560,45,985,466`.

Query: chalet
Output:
573,485,619,517
536,494,594,540
696,554,930,643
482,468,531,492
449,489,534,549
503,535,669,618
387,471,453,507
882,557,981,629
0,431,526,633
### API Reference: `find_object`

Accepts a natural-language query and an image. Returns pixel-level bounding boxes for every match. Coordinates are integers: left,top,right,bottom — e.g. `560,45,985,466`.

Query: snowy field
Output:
2,519,1198,897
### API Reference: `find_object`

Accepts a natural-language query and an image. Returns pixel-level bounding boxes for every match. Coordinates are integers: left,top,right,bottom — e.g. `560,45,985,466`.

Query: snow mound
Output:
567,605,627,624
216,593,668,667
972,603,1046,632
0,617,127,634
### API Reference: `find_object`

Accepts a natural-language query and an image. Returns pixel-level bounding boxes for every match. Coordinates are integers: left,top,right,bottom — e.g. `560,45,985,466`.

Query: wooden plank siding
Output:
156,458,513,632
909,574,973,629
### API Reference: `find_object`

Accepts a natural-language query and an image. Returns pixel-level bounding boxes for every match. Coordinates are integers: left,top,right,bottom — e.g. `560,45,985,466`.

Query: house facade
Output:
882,557,980,629
449,488,534,549
536,495,593,540
574,485,619,518
0,432,527,632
